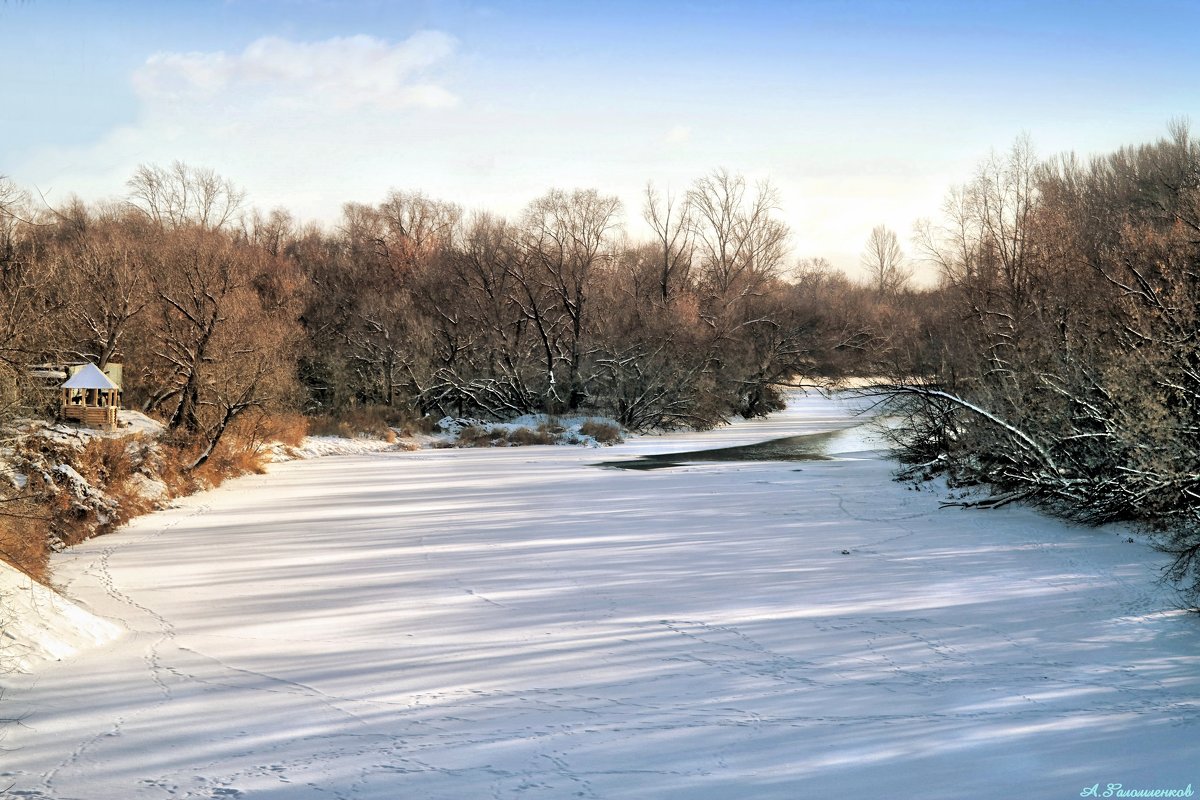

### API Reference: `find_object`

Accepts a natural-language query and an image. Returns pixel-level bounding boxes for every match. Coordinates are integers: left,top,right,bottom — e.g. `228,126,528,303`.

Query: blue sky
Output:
2,0,1198,279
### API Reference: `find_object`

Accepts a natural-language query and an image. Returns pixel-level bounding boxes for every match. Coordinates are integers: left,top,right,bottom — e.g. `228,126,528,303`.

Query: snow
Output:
118,409,165,437
53,463,89,490
1,391,1198,798
0,562,123,674
284,434,404,460
1,409,163,450
436,413,624,447
127,472,169,502
60,363,119,391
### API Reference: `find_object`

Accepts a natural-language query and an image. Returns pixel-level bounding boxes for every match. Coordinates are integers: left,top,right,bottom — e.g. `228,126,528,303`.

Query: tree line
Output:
0,164,928,466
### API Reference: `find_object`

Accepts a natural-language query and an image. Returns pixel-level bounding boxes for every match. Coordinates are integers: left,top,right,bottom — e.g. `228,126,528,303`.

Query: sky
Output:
2,0,1199,282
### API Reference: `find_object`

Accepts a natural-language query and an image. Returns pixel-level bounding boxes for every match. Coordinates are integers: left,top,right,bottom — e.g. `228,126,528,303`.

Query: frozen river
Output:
2,392,1198,799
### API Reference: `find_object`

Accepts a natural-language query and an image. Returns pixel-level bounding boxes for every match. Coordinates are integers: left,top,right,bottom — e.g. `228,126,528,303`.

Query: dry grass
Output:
5,435,128,554
74,436,136,485
100,479,152,527
0,510,51,582
308,419,355,439
13,432,75,467
192,439,268,485
579,419,623,444
254,412,309,448
311,405,441,440
154,436,197,497
457,424,558,447
456,424,504,447
47,437,154,548
306,405,425,440
155,427,267,496
506,426,557,446
50,493,99,549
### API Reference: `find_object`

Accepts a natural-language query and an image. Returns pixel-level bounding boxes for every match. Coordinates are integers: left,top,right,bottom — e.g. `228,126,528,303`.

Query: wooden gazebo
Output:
60,363,120,430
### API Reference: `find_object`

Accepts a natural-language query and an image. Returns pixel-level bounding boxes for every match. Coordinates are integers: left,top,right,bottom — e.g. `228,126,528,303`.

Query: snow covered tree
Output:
887,124,1200,598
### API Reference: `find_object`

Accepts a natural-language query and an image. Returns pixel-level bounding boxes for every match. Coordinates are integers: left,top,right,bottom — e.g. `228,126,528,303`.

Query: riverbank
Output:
1,391,1196,799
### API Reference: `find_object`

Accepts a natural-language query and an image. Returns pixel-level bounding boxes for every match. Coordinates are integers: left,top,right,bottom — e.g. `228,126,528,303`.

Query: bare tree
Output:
517,188,621,411
376,190,461,256
48,207,151,369
913,136,1043,390
643,183,694,305
0,178,55,414
414,212,543,417
338,194,459,407
794,256,833,281
0,177,23,222
915,136,1040,298
0,176,32,281
687,169,789,298
126,162,246,231
138,227,298,443
861,224,910,296
241,207,295,256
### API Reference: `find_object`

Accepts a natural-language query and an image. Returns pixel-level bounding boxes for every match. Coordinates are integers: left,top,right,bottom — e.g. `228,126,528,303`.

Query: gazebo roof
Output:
60,363,119,391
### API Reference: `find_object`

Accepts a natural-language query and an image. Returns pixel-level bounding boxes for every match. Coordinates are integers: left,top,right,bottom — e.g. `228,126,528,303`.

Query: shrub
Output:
506,426,557,446
457,424,503,447
579,419,623,444
191,436,268,485
0,512,51,583
101,478,153,527
155,436,199,497
74,436,136,485
255,412,309,448
306,405,424,440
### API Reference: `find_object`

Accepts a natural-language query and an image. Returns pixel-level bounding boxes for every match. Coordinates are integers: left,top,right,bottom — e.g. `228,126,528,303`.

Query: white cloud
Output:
15,31,464,221
132,31,459,111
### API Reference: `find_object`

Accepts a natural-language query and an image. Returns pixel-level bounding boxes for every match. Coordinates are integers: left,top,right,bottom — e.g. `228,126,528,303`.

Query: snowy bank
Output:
0,561,122,673
267,434,408,461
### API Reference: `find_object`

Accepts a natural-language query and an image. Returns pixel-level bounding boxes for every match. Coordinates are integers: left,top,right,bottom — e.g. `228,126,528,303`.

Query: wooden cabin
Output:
60,363,121,430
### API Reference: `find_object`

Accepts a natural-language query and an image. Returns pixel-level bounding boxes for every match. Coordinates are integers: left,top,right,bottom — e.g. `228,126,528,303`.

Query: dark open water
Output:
593,425,867,471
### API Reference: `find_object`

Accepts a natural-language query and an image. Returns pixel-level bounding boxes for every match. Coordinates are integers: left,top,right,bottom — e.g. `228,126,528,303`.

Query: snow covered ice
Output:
2,392,1198,798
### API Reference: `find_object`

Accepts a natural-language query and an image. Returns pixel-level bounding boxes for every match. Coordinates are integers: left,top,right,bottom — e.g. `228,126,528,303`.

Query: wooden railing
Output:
61,405,119,430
